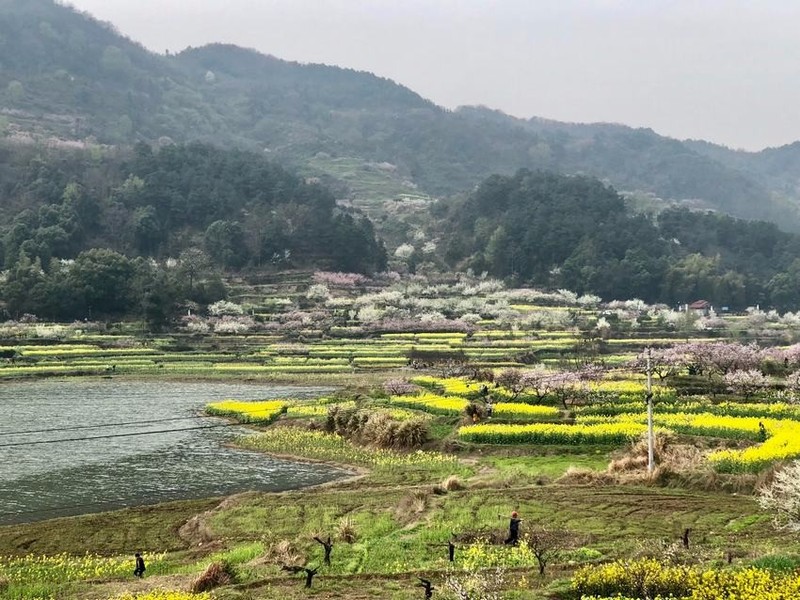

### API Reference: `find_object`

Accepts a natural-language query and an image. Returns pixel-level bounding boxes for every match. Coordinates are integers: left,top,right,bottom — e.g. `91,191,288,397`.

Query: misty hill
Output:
442,169,800,309
1,0,800,229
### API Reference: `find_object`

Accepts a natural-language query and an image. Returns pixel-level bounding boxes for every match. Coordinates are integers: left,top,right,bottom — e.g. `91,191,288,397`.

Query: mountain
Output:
1,0,800,229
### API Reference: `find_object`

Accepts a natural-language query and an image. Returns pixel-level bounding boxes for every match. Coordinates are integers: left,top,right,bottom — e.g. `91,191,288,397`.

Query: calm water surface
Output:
0,380,350,524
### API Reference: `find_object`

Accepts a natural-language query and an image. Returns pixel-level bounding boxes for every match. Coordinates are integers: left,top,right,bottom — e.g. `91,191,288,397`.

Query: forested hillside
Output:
443,170,800,309
2,0,800,229
0,142,386,321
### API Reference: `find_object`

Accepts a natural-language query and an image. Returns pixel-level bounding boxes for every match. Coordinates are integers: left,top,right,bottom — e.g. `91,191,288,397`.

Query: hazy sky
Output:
65,0,800,151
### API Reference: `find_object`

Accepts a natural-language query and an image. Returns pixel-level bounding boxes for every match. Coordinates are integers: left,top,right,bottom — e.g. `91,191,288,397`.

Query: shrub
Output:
395,418,429,448
327,404,429,449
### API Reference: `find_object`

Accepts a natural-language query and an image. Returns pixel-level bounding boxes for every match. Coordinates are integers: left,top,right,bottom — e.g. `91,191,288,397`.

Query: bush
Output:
327,405,429,449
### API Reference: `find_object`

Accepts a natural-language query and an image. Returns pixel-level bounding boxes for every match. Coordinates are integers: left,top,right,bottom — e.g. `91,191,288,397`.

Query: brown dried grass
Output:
337,516,358,543
190,561,235,593
441,475,465,491
265,539,302,567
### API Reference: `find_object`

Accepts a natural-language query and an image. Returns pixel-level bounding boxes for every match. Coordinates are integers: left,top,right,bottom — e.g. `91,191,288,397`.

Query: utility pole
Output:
646,346,655,474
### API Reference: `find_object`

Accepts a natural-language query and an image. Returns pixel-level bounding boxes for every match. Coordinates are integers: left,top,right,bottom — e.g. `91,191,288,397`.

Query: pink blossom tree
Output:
677,341,763,376
627,347,688,383
723,369,769,399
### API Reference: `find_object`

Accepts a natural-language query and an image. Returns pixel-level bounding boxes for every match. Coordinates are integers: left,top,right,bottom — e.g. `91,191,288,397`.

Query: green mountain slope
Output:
1,0,799,229
442,169,800,308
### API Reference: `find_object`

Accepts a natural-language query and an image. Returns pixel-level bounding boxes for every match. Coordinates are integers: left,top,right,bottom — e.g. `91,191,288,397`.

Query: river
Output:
0,379,350,525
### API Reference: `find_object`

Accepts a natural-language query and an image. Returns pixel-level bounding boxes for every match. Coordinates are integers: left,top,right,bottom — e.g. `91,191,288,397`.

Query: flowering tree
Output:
785,370,800,403
723,369,769,399
495,368,526,400
677,341,763,376
758,461,800,531
213,315,255,334
779,344,800,369
519,368,552,402
305,284,330,301
383,379,417,396
627,347,687,383
444,568,505,600
313,271,368,287
548,372,582,410
208,300,244,316
394,244,415,260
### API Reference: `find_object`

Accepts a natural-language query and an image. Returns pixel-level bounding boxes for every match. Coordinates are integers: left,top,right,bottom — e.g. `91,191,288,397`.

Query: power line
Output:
0,415,202,437
0,405,291,447
0,405,287,439
0,407,311,521
0,421,243,448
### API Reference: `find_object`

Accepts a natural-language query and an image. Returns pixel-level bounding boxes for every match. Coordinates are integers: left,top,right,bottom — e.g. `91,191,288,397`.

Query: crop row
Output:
0,552,165,584
391,393,468,415
285,401,357,418
579,400,800,420
709,421,800,473
574,558,800,599
458,422,647,444
114,592,210,600
577,412,771,441
205,400,287,424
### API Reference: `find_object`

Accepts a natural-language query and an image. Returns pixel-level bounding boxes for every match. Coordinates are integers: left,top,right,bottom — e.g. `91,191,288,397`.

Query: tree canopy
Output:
443,170,800,309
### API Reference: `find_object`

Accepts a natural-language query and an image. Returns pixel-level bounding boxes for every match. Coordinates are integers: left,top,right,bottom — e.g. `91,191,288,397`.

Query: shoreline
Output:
0,455,363,529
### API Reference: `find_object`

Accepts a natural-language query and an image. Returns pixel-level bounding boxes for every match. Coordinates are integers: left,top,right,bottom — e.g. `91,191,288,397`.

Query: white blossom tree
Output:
758,461,800,531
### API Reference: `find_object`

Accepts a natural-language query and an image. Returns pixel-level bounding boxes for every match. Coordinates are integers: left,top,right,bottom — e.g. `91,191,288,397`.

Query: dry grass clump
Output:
190,561,236,593
609,433,705,477
608,433,672,473
441,474,466,491
396,489,432,520
337,516,358,543
265,539,302,566
178,513,217,545
603,432,759,492
557,466,616,485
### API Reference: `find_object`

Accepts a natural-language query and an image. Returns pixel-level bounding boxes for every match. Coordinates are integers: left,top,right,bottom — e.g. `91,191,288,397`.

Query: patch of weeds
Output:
725,514,767,533
751,554,800,572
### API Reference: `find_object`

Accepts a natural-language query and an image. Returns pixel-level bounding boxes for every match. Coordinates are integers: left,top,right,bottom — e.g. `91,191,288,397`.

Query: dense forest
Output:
2,0,800,229
0,142,386,322
443,170,800,310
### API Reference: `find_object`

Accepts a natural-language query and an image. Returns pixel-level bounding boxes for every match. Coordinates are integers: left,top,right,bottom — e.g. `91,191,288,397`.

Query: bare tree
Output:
523,527,585,575
313,535,334,565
